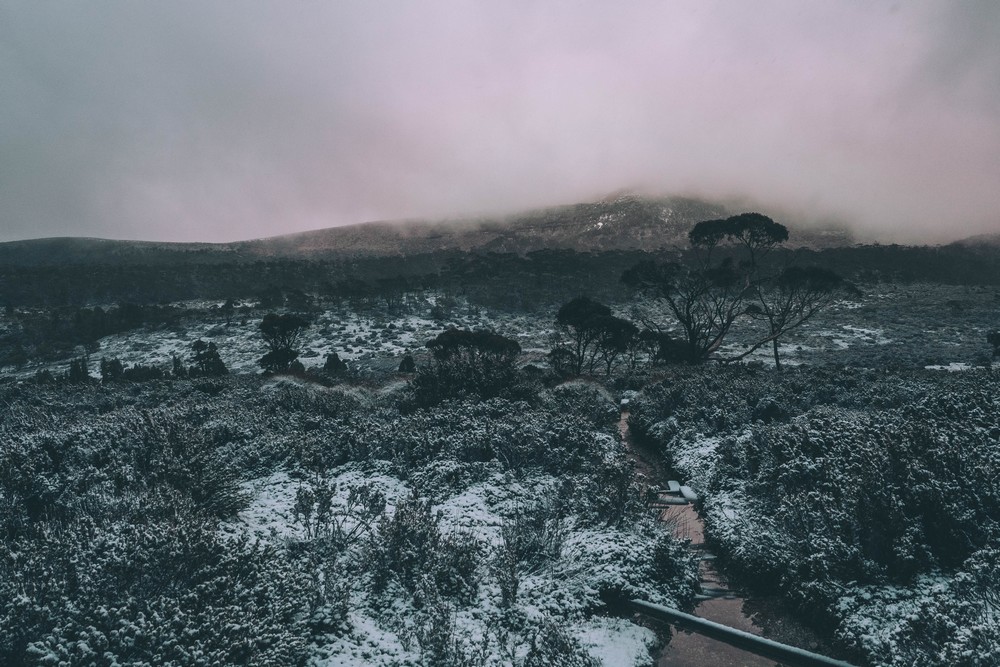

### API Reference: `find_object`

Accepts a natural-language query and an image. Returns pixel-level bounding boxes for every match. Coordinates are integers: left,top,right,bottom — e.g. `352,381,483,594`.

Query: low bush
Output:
0,520,312,667
368,492,481,605
635,365,1000,664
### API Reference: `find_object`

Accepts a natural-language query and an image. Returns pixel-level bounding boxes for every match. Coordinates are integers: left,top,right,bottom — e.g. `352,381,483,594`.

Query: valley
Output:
1,207,999,667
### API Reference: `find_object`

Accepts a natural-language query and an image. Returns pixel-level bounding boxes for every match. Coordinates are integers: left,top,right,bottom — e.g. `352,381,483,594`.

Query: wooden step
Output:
697,586,735,599
694,592,738,600
679,485,699,502
650,498,689,507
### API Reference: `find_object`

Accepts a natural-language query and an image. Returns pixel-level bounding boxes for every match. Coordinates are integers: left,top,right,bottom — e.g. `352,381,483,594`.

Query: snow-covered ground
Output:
229,460,669,665
11,282,998,381
13,297,561,379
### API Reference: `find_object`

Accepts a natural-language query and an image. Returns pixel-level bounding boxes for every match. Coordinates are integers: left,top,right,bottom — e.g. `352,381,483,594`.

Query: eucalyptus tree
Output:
623,213,853,367
622,213,787,363
988,331,1000,359
740,266,854,368
258,313,310,372
413,327,523,404
554,296,613,375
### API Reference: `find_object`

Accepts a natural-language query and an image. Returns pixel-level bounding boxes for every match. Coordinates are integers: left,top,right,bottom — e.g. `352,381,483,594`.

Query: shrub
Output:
494,502,568,608
323,351,349,374
545,380,619,426
523,620,600,667
258,313,310,372
410,328,527,407
0,520,312,667
292,476,385,552
190,339,228,376
398,354,416,373
407,600,489,666
368,492,480,605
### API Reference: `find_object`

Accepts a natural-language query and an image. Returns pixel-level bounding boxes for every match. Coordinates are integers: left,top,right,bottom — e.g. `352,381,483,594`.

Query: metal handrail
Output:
629,599,858,667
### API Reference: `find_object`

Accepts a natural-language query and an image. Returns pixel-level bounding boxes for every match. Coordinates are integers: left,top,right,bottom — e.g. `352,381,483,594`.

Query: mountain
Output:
0,194,854,266
952,232,1000,249
238,194,853,258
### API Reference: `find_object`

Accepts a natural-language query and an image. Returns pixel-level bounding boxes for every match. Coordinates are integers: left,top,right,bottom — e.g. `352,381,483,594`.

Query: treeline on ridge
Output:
2,242,1000,310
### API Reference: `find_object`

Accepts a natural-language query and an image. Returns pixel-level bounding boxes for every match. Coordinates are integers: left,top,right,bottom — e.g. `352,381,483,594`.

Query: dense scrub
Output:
0,376,696,665
630,366,1000,666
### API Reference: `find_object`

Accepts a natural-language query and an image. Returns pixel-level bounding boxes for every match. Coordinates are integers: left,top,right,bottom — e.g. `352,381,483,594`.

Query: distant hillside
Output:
237,194,853,258
0,194,853,266
952,232,1000,248
0,237,238,267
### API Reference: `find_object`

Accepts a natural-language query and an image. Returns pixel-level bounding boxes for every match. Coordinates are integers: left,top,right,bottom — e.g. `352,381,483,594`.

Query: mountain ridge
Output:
0,194,855,266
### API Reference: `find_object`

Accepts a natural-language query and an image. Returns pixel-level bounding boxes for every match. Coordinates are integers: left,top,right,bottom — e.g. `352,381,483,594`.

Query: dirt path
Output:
619,411,829,667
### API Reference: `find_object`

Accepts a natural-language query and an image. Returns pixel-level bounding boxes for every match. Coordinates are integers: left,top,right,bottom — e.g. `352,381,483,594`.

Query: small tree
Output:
323,351,348,375
554,297,613,375
547,348,578,378
171,354,188,379
988,331,1000,359
191,339,228,377
413,328,522,405
594,316,639,376
398,354,416,373
34,369,55,385
220,299,235,326
100,358,125,383
636,328,689,366
258,313,309,372
738,266,856,368
66,356,91,384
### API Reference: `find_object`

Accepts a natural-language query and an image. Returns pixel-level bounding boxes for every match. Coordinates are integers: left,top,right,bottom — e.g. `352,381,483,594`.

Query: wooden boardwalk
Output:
644,480,855,667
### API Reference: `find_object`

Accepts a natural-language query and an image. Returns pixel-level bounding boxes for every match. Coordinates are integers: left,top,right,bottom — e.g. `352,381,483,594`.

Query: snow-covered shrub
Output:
500,502,568,575
368,492,480,605
575,452,645,528
264,380,362,417
636,366,1000,665
0,406,247,536
292,475,385,551
408,329,530,408
407,458,496,501
552,523,698,614
544,379,619,426
709,393,1000,587
0,520,312,666
359,399,607,478
406,600,489,667
836,552,1000,667
523,619,600,667
627,365,926,446
435,530,482,603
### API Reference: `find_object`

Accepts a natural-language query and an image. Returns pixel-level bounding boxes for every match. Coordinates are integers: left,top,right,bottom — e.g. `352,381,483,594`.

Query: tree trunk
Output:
772,337,782,370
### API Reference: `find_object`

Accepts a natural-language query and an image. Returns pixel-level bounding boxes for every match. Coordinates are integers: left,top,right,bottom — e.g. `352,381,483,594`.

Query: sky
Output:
1,1,999,244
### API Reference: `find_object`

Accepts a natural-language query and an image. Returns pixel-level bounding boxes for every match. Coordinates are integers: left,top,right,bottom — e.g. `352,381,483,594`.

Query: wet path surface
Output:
618,411,829,667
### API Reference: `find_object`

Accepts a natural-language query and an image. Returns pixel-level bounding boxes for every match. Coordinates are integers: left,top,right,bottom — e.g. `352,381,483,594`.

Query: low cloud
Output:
1,1,998,243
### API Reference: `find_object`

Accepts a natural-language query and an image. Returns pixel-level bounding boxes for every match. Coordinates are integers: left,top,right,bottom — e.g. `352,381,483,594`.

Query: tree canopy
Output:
412,328,524,406
258,313,310,372
623,212,852,365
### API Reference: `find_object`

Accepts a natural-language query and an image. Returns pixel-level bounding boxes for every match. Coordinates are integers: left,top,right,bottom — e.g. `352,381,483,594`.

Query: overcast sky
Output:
1,1,999,243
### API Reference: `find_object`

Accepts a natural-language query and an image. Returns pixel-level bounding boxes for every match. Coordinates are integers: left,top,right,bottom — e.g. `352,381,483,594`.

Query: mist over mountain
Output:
952,232,1000,248
3,3,999,245
0,194,856,266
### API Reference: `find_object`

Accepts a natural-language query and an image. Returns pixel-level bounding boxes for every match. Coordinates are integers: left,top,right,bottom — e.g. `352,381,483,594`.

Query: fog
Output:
1,1,998,244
